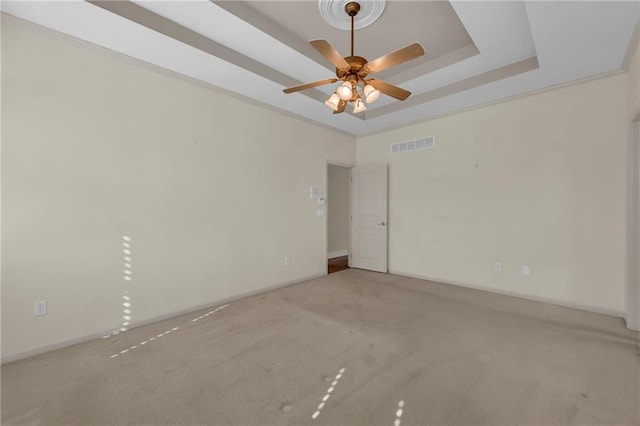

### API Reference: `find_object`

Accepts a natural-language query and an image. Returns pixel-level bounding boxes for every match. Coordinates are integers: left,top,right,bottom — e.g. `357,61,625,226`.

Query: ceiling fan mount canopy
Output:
344,1,361,17
283,1,425,115
318,0,385,30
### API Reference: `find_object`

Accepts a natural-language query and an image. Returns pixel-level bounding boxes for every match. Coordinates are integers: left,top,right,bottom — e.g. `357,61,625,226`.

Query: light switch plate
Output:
309,186,318,200
318,197,326,205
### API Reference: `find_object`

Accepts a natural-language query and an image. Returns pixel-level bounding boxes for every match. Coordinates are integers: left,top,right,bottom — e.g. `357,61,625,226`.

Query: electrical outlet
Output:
34,300,47,316
494,262,502,272
522,265,530,276
284,256,290,267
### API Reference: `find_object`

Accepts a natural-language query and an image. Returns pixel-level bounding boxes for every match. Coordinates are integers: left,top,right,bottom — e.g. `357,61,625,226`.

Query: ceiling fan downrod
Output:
345,2,360,57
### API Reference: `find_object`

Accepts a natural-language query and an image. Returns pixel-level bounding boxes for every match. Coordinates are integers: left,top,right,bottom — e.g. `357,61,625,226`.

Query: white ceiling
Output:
2,1,639,137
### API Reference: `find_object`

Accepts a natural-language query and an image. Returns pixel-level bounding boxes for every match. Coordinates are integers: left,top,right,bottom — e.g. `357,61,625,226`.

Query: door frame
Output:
625,108,640,331
324,160,354,275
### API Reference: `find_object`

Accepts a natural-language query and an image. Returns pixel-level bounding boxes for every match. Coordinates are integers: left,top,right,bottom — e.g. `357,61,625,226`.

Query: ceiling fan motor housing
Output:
337,56,368,79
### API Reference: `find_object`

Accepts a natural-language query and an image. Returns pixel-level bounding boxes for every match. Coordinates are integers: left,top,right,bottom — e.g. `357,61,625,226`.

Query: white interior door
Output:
350,164,388,273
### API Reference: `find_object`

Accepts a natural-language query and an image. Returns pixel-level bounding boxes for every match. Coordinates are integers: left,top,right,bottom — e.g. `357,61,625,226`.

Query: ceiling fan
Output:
283,1,425,115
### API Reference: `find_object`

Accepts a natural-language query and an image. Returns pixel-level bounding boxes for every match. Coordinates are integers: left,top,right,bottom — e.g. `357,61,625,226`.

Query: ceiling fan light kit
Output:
283,1,425,115
337,81,353,100
364,84,381,104
325,93,341,111
352,97,367,114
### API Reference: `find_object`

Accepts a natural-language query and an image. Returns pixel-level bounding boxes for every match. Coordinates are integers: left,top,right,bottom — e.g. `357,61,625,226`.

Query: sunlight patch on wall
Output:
394,400,405,426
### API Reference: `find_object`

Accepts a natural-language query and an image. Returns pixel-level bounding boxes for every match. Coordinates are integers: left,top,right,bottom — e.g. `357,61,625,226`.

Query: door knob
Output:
379,221,386,226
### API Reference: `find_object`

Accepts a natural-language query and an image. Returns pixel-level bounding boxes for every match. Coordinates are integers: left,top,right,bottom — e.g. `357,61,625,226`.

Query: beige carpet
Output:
2,269,639,425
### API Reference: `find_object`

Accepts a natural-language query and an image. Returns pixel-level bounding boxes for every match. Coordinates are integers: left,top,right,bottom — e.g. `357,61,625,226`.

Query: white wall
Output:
357,74,629,315
327,165,350,257
1,18,355,361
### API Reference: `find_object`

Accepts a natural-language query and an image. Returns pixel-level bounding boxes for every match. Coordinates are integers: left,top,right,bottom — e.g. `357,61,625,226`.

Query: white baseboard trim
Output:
623,313,640,332
328,250,348,259
1,272,325,364
389,270,625,319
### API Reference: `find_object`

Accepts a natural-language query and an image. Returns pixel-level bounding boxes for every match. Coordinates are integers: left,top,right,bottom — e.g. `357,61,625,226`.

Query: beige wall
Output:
358,74,628,314
625,18,640,330
627,121,640,331
628,21,640,122
327,165,350,256
1,18,355,360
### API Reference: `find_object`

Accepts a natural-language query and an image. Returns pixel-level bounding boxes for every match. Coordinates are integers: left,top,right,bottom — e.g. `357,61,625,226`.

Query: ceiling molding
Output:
356,69,625,138
365,56,539,119
622,18,639,71
89,0,330,104
211,0,331,71
374,43,479,85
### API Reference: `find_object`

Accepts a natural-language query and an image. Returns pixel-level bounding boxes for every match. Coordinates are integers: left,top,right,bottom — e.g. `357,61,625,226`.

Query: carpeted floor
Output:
2,269,639,425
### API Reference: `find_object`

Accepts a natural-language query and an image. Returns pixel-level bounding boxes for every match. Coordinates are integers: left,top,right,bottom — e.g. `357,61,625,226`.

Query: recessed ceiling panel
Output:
243,0,474,67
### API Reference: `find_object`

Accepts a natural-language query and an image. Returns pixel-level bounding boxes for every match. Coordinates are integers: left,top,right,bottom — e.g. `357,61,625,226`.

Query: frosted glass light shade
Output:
364,84,381,103
337,81,353,101
352,97,367,113
325,93,340,111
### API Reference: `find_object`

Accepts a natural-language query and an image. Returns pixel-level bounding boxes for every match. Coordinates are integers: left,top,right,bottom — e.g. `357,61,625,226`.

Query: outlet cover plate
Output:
34,300,47,316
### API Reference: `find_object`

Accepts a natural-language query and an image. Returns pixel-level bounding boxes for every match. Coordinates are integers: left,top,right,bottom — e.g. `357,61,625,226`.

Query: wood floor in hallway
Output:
328,255,349,274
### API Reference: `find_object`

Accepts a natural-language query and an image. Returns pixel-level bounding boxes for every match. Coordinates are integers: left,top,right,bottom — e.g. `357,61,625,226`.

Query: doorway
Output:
327,164,351,274
349,164,388,273
626,118,640,330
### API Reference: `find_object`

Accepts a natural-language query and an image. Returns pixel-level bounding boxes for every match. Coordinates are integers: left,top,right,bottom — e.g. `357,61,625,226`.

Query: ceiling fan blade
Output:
310,39,351,72
333,99,348,114
283,78,338,94
368,79,411,101
362,43,425,75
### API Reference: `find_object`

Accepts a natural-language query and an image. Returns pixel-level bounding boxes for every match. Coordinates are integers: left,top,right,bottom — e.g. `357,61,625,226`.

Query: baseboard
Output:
623,313,640,332
328,250,348,259
1,272,325,364
389,269,625,319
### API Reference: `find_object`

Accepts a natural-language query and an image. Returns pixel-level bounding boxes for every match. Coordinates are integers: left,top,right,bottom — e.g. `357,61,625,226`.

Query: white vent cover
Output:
391,136,435,154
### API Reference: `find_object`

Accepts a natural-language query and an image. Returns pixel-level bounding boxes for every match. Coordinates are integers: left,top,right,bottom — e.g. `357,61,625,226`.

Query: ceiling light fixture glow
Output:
325,93,341,111
364,84,381,103
337,81,353,100
352,97,367,113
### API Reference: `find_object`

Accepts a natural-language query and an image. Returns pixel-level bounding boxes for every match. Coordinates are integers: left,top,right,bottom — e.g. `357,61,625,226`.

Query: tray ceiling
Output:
2,1,638,137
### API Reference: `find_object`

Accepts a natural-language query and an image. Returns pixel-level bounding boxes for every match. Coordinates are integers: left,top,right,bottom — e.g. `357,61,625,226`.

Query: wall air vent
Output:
391,136,435,155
